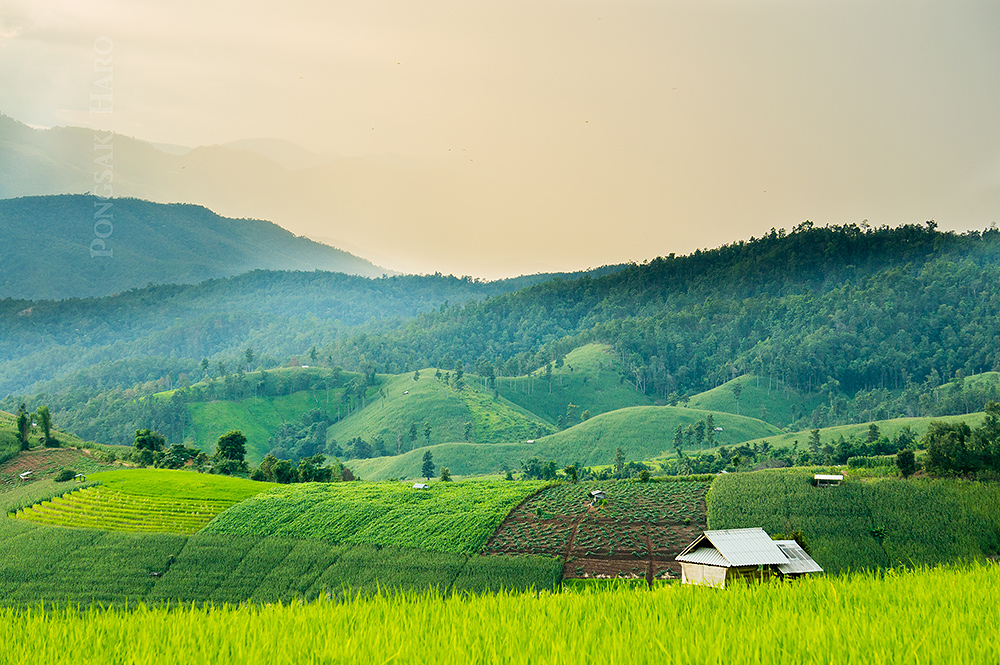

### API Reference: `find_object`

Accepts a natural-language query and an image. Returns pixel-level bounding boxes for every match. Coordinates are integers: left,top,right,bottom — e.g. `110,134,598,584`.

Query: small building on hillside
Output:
676,527,822,587
814,474,844,487
412,483,430,490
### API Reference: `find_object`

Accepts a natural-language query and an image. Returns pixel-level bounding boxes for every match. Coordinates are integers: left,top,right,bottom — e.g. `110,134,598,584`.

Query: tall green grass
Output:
708,468,1000,572
0,564,995,664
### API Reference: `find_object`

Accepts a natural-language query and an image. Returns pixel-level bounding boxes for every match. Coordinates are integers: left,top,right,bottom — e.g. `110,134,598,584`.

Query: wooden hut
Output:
676,528,822,587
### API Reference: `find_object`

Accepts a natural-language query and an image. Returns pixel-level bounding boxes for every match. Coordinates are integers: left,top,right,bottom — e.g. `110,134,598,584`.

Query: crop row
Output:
13,487,233,535
0,517,564,608
512,480,709,523
203,481,547,554
708,469,1000,573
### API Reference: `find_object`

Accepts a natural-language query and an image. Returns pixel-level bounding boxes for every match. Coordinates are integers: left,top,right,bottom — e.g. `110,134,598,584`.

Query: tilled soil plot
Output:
0,448,103,490
482,479,709,584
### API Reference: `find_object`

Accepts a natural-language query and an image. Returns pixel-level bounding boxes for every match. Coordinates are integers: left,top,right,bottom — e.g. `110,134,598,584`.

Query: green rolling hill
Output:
527,405,781,466
496,343,652,424
348,404,781,480
162,366,554,465
326,371,553,453
739,412,989,452
686,374,823,428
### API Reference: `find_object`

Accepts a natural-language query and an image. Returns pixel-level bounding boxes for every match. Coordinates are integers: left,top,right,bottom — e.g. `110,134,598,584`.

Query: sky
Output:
2,0,1000,277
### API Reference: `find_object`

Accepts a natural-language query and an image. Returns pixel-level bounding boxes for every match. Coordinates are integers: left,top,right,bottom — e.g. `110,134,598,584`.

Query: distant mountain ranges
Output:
0,194,392,300
0,112,493,273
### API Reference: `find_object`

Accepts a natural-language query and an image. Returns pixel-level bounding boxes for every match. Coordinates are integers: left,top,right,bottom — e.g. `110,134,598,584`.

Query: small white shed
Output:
814,474,844,487
676,528,823,587
412,483,430,490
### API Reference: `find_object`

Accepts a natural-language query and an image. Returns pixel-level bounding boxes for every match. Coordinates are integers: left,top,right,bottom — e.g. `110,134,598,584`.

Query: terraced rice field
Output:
483,479,709,582
10,469,276,535
13,486,232,534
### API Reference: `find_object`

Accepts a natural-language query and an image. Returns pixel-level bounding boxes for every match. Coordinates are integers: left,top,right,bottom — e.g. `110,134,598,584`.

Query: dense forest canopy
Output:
6,219,1000,444
320,221,1000,395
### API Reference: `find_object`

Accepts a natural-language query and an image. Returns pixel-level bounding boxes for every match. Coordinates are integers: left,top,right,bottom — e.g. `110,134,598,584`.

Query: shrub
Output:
896,449,917,478
54,469,77,482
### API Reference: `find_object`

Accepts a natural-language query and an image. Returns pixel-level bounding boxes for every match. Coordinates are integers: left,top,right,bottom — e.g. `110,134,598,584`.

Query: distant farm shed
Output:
412,483,430,490
814,474,844,487
676,528,823,587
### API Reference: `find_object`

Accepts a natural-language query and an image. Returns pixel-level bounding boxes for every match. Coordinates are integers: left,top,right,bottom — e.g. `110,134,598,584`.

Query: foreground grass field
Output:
0,564,995,664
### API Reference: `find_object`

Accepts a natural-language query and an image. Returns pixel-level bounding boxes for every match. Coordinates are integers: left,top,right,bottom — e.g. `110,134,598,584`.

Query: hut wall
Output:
680,563,727,587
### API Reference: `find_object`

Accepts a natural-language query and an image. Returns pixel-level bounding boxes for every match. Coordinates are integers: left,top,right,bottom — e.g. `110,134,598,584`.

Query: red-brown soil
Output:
483,481,709,585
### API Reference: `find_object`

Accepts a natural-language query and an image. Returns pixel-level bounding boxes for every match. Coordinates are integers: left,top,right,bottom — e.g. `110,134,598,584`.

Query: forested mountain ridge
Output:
0,265,626,399
7,220,1000,448
0,194,391,300
317,222,1000,424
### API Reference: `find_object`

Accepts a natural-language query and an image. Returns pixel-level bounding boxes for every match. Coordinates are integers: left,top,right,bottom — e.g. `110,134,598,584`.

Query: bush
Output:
54,469,77,482
43,436,61,448
896,449,917,478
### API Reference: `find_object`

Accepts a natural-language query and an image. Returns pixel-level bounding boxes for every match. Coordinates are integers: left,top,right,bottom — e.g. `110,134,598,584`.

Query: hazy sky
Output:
2,0,999,277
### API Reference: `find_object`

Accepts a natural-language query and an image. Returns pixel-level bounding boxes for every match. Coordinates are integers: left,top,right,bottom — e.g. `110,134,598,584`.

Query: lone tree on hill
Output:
215,430,247,462
134,429,166,451
731,383,743,416
36,406,53,445
16,404,30,450
439,466,452,482
422,450,435,480
423,422,432,446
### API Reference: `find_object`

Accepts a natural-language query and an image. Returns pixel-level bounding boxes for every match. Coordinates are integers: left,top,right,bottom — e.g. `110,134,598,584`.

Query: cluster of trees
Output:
516,449,651,482
663,424,918,475
419,450,452,482
11,403,57,450
251,453,354,483
268,410,336,461
920,402,1000,477
126,426,356,482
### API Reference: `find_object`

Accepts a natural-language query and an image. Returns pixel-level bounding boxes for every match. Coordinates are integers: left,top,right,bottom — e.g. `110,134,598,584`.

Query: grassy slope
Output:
739,412,988,451
529,406,781,466
186,391,335,463
496,343,651,424
0,408,95,459
327,371,554,450
686,375,823,428
203,480,546,553
88,468,277,501
349,405,781,479
708,467,1000,574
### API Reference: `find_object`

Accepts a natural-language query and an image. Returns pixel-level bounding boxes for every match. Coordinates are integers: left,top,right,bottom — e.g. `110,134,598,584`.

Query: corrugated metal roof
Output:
814,474,844,481
676,546,729,567
775,541,824,574
676,528,788,567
